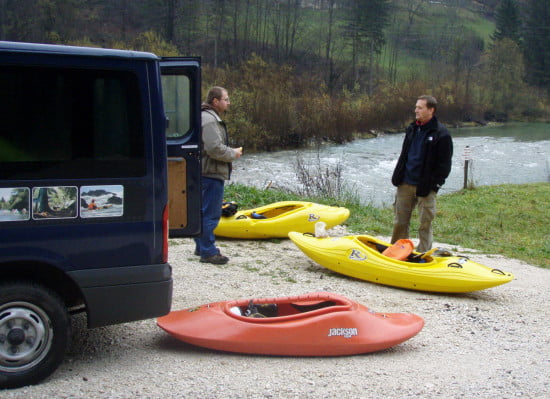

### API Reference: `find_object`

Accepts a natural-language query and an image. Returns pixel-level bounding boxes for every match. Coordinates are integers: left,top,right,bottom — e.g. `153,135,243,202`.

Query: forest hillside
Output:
2,0,548,150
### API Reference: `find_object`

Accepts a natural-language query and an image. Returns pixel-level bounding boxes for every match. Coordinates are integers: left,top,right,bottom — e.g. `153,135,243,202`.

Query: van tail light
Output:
162,204,169,263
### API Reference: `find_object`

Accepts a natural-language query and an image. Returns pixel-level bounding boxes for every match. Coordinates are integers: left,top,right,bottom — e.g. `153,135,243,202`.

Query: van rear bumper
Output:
68,264,173,328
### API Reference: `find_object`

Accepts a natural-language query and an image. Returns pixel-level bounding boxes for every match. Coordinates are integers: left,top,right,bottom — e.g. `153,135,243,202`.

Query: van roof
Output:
0,41,160,61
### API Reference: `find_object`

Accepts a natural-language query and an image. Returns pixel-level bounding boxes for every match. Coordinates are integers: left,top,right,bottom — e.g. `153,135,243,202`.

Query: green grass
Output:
436,184,550,268
225,182,550,268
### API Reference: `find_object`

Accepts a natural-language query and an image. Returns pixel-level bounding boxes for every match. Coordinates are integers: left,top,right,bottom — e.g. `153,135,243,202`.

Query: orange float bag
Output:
382,239,414,261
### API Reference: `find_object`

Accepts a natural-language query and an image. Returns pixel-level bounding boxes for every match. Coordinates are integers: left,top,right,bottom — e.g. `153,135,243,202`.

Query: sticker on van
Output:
0,187,30,221
32,186,78,220
80,185,124,218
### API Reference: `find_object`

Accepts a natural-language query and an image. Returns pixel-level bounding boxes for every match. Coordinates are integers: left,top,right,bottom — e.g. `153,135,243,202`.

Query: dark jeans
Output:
194,177,224,257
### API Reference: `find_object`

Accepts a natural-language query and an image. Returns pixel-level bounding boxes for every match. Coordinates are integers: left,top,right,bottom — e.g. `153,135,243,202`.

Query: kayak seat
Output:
372,242,388,253
291,300,336,313
382,239,414,261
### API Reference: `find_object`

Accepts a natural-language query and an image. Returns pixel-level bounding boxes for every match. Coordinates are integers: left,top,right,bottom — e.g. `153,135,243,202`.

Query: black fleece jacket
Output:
391,116,453,197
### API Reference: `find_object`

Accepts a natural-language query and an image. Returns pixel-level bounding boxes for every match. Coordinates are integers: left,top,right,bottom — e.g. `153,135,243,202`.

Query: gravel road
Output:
4,234,549,398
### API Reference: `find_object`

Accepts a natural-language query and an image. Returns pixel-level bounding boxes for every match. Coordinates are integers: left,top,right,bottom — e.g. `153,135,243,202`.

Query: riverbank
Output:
225,183,550,268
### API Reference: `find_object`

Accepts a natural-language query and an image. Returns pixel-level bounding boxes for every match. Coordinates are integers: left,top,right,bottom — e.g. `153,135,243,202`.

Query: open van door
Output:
161,57,202,237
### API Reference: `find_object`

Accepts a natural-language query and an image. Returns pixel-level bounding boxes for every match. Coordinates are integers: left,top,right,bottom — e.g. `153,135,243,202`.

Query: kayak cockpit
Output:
224,293,353,323
355,236,437,264
240,204,306,220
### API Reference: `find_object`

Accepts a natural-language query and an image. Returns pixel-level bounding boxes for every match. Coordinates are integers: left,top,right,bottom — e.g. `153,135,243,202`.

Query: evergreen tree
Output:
343,0,390,91
522,0,550,90
491,0,522,46
344,0,390,54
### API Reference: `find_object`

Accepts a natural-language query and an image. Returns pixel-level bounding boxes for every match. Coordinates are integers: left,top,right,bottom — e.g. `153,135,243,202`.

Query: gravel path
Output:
5,233,550,398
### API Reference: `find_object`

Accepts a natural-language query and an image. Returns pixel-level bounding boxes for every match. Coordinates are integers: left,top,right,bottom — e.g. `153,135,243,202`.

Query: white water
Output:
232,123,550,207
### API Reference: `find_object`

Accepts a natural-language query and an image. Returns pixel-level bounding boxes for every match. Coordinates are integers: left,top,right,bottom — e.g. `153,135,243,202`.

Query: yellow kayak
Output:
288,232,514,293
214,201,350,239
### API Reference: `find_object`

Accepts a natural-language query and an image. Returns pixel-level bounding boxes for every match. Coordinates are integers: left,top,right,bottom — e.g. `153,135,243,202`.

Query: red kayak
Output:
157,292,424,356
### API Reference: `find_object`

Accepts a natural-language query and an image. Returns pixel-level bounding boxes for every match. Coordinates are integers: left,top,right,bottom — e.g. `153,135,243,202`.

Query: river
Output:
231,122,550,207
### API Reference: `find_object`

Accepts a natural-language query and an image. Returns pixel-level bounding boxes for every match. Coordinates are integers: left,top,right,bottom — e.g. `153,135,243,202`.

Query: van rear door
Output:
160,58,201,237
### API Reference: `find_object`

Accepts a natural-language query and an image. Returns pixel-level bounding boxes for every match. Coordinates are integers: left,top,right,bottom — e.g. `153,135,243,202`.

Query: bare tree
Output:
386,0,427,84
270,0,302,61
324,0,337,93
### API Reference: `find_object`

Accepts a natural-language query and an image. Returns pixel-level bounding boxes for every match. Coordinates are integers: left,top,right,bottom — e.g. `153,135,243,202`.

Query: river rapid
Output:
232,122,550,207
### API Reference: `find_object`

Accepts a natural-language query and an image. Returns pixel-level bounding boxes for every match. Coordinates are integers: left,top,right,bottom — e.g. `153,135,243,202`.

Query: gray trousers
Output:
391,183,436,252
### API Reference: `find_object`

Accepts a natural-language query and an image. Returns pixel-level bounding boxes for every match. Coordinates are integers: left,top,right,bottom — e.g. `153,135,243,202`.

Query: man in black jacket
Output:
391,95,453,252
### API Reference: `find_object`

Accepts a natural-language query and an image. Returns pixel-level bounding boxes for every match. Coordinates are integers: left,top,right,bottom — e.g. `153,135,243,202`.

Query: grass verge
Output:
225,182,550,269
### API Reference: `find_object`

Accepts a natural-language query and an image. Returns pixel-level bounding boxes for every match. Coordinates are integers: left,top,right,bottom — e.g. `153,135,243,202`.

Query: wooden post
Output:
463,146,471,189
463,160,470,189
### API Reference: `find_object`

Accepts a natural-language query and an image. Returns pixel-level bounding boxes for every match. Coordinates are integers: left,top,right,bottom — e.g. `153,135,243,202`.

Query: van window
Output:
0,65,145,180
162,74,191,139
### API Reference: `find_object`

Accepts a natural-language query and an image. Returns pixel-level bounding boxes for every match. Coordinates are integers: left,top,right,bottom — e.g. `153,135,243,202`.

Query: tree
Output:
324,0,337,93
1,0,49,42
270,0,303,61
482,38,527,117
343,0,390,93
171,0,202,54
522,0,550,91
131,30,179,55
163,0,177,42
208,0,229,67
491,0,521,46
385,0,427,84
446,32,484,117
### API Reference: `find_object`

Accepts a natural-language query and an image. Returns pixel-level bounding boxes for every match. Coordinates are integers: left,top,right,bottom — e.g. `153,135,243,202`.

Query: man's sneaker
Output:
200,254,229,265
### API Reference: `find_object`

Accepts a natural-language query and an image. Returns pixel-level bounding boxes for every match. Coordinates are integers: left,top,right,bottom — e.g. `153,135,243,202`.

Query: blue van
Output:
0,42,201,388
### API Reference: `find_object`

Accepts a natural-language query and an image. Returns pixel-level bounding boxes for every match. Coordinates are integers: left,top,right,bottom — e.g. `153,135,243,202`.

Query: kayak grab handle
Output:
491,268,506,275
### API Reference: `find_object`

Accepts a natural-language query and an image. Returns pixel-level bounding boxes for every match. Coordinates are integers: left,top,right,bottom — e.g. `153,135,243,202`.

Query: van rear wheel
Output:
0,282,70,389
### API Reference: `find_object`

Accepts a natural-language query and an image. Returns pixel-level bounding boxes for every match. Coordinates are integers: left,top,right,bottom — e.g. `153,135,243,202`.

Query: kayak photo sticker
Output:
32,186,78,220
80,185,123,218
0,187,30,222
